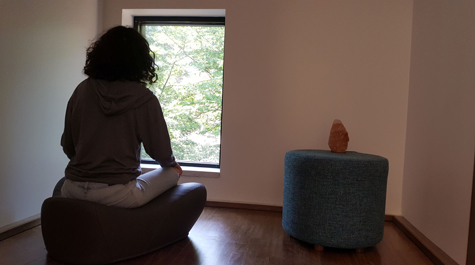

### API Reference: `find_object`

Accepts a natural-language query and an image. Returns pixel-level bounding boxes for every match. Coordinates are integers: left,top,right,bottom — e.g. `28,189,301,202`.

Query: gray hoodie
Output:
61,78,176,185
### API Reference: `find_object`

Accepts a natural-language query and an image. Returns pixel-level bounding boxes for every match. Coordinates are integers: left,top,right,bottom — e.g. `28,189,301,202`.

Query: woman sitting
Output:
60,26,182,208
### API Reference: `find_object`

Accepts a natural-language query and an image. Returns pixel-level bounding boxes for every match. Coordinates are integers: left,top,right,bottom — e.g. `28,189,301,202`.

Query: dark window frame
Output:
135,16,225,169
134,16,225,30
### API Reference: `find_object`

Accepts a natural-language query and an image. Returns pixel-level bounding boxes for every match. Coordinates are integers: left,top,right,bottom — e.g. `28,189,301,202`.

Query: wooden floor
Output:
0,207,434,265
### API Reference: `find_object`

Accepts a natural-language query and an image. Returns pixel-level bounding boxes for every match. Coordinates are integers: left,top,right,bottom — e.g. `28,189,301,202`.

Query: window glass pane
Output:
141,24,225,164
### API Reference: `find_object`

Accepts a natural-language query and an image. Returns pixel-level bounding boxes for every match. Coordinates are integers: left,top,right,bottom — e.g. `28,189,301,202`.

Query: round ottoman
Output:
282,150,389,249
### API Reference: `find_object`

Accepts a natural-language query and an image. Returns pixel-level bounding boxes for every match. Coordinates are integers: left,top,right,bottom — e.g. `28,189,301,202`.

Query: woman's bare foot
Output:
173,164,183,177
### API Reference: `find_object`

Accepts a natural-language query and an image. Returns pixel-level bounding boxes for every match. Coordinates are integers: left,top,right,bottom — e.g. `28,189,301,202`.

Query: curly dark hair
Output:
83,26,158,84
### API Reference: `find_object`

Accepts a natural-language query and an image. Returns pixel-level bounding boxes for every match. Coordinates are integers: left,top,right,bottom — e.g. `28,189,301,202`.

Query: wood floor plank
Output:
0,207,434,265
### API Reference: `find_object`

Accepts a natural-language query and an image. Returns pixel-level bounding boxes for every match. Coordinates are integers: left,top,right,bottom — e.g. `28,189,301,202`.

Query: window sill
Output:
141,164,220,178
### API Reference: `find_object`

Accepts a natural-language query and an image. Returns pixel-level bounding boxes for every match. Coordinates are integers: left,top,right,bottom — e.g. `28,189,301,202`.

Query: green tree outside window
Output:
142,25,225,164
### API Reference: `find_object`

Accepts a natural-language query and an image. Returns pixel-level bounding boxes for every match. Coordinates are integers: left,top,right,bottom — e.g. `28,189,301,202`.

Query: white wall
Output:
101,0,413,214
402,1,475,264
0,0,98,229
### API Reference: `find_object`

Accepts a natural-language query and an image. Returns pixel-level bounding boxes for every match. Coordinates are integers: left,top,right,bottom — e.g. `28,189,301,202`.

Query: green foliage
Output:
142,25,225,163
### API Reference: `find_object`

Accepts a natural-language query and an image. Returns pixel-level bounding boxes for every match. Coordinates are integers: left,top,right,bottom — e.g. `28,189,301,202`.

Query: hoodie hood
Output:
87,78,155,116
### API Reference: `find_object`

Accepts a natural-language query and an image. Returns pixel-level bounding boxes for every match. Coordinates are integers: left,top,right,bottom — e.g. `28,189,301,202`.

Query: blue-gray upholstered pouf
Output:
282,150,389,249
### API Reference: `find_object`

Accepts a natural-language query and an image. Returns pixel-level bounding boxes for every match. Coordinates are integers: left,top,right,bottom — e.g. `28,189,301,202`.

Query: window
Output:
134,15,225,168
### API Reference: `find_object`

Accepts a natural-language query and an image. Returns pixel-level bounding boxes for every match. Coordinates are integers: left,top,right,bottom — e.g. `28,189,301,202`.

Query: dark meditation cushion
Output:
41,178,206,265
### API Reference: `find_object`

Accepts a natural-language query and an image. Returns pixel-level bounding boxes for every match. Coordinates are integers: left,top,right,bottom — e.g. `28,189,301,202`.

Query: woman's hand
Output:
173,163,183,177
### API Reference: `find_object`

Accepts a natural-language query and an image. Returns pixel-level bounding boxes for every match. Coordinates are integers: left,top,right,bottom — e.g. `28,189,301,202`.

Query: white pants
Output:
61,168,179,208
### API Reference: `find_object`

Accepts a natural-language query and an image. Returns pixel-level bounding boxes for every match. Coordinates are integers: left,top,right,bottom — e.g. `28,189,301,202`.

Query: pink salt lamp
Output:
328,119,349,153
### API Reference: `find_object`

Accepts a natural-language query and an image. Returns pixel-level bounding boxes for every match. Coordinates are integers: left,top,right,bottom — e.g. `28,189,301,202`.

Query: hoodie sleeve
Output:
138,96,177,168
61,96,76,159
